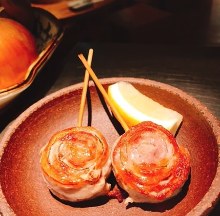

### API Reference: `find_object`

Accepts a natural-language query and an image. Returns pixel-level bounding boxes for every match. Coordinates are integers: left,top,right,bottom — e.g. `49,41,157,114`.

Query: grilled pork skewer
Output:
40,49,111,202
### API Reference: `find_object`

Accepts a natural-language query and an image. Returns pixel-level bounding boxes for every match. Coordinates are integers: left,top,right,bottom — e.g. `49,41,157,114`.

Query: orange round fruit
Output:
0,18,38,90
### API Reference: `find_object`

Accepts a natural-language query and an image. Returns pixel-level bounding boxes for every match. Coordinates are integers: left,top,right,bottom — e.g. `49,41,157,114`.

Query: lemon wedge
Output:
108,81,183,135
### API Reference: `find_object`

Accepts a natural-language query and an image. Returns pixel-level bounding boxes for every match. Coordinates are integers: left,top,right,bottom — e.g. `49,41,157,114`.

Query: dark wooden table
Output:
0,42,219,215
52,43,220,120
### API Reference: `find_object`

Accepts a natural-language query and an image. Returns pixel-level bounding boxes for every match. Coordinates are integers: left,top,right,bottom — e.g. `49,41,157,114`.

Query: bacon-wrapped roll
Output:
111,121,190,204
40,126,111,202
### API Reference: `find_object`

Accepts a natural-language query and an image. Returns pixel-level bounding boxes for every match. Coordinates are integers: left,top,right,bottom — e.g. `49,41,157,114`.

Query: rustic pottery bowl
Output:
0,7,63,109
0,77,219,216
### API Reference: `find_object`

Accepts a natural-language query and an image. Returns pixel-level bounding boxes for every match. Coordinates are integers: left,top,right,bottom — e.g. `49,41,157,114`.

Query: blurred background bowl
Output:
0,7,64,109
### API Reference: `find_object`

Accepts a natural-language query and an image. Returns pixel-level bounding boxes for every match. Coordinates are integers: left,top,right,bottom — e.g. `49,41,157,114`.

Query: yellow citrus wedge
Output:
108,81,183,135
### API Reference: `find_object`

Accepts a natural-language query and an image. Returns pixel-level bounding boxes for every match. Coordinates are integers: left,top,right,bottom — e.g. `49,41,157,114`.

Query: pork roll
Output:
40,126,111,202
111,121,190,204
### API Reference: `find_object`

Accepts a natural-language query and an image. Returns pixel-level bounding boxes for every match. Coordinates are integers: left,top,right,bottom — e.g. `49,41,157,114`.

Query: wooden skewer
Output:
77,49,94,127
78,54,129,132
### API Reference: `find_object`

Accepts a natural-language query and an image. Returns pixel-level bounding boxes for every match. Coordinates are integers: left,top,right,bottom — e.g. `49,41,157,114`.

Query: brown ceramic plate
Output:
0,77,219,216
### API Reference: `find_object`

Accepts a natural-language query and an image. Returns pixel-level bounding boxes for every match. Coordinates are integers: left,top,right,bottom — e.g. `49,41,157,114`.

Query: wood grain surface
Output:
51,43,220,119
